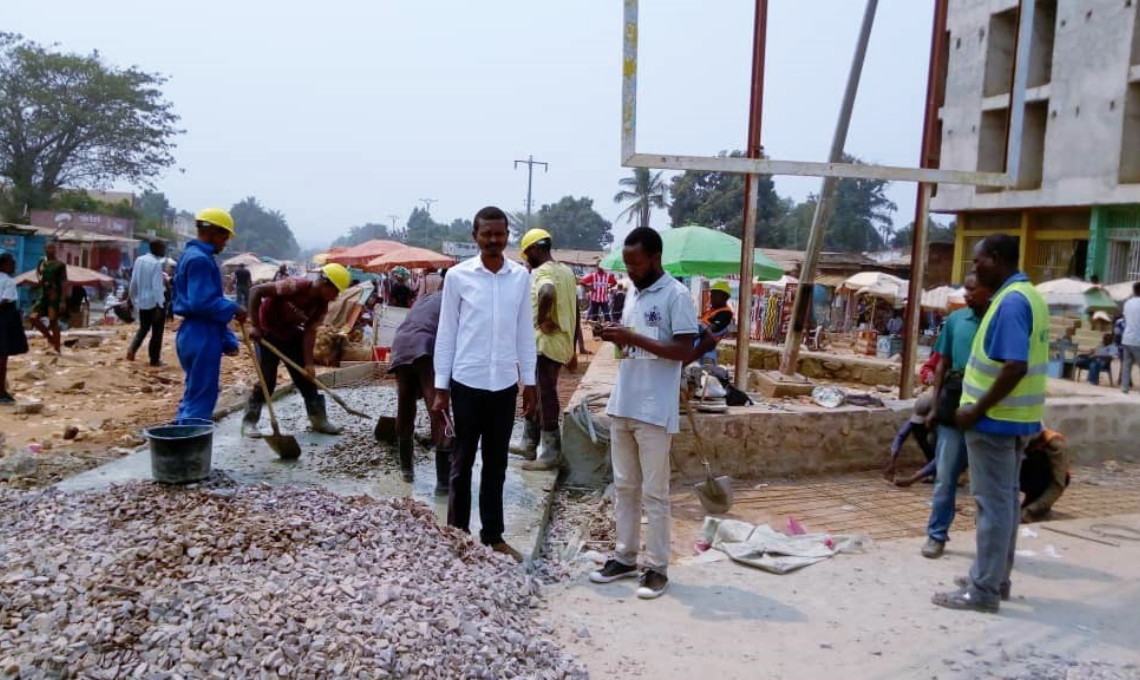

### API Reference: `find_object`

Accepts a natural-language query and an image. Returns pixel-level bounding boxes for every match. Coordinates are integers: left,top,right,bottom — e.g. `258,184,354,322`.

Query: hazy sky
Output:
9,1,939,249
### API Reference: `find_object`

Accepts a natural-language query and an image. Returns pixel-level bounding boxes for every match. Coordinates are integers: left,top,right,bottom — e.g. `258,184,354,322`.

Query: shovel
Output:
241,325,302,460
683,388,734,514
257,338,370,419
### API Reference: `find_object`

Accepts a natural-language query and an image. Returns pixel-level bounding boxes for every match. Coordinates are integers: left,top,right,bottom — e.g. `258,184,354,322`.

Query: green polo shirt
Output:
934,307,980,373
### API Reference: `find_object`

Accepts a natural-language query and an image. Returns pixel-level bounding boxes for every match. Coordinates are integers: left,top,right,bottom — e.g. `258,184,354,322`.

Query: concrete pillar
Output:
952,212,967,284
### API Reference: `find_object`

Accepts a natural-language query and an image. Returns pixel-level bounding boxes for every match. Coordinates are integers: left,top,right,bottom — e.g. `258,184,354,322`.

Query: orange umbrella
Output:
326,240,406,267
363,246,455,273
15,265,113,287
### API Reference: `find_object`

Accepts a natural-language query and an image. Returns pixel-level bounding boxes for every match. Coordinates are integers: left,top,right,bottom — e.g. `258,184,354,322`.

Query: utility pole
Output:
387,214,400,232
418,199,437,213
779,0,877,377
734,0,768,391
514,155,549,229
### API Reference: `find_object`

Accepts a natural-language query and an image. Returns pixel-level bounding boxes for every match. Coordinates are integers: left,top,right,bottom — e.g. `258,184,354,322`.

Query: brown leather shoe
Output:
490,542,523,563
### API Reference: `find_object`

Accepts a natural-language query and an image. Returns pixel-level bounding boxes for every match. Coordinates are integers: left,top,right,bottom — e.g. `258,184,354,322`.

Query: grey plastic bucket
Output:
144,418,214,484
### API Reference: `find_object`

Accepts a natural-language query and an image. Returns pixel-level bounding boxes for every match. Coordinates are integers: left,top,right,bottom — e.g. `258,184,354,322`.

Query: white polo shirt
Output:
606,273,699,433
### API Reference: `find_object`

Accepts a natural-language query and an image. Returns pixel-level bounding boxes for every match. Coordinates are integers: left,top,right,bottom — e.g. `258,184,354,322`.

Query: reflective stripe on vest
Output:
960,280,1050,424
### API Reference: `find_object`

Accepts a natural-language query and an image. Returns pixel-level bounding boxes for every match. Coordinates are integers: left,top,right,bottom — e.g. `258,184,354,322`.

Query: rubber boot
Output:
510,419,540,460
398,437,415,482
305,395,343,435
434,448,451,496
240,401,263,438
522,430,561,471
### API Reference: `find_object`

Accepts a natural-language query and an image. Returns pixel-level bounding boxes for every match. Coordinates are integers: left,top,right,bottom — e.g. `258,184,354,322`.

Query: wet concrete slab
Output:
57,383,557,555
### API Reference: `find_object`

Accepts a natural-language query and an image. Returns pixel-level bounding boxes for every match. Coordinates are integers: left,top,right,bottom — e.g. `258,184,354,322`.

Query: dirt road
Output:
546,513,1140,679
1,323,593,490
0,324,258,489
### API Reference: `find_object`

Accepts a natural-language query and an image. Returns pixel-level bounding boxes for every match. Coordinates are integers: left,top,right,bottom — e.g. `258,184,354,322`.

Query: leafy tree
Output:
668,151,784,245
509,210,540,243
331,222,394,248
399,208,471,252
0,33,181,223
771,197,813,250
816,154,897,252
614,167,669,228
136,190,173,236
228,197,299,260
50,189,137,218
890,219,956,248
536,196,613,250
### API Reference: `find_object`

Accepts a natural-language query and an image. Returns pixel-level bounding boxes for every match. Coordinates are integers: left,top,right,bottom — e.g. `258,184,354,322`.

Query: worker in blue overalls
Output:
172,208,248,422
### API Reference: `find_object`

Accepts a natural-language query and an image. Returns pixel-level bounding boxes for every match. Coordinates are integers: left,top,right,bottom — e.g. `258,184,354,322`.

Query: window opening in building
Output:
1106,236,1140,283
1132,0,1140,67
1028,1,1056,89
977,108,1009,193
983,8,1019,97
1121,83,1140,183
1016,101,1048,189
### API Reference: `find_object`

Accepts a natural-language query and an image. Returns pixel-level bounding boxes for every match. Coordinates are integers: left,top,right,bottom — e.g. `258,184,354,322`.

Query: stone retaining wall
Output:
718,343,901,387
563,345,1140,484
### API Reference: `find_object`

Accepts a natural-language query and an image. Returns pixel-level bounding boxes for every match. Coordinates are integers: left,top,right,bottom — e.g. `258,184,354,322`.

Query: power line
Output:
513,155,549,229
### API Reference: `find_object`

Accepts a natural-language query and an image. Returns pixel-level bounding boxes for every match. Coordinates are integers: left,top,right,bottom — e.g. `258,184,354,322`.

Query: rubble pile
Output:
534,488,616,582
0,479,587,679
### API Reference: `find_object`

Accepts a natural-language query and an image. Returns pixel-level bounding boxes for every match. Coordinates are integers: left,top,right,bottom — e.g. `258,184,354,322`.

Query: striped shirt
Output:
581,272,614,304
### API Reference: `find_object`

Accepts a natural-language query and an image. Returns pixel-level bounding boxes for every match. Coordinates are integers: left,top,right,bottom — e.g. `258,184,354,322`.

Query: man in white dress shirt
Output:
432,206,537,562
127,239,168,366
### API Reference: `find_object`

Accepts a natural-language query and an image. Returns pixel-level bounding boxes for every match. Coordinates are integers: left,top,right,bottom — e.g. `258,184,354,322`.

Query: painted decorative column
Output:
1087,206,1107,281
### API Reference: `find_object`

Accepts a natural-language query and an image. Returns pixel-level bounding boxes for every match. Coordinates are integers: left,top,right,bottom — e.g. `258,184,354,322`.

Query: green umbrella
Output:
599,226,784,280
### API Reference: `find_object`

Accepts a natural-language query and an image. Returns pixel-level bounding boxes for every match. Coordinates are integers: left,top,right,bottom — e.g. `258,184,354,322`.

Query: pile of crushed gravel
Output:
0,477,586,679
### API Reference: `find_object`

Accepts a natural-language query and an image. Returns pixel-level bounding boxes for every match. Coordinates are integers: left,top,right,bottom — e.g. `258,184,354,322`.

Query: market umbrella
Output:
598,226,783,280
221,253,263,271
15,265,113,287
838,271,908,294
326,240,406,268
921,285,966,312
363,246,454,272
1105,280,1137,302
248,263,281,283
1035,277,1119,313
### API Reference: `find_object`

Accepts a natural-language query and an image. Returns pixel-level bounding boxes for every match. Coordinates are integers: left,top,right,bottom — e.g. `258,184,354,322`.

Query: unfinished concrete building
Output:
933,0,1140,284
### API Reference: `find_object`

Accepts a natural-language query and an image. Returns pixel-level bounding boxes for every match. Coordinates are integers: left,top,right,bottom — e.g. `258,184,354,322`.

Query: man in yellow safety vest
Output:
932,234,1049,613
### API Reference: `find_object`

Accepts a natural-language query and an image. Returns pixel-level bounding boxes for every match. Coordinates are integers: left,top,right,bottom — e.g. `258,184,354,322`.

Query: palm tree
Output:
613,168,669,227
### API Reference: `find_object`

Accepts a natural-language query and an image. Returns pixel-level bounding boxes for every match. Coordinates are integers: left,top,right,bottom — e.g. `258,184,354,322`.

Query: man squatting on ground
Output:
241,263,351,437
588,226,719,600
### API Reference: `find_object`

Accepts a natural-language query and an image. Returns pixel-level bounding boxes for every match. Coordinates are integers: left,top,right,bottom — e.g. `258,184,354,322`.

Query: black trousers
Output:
129,307,165,364
448,380,517,545
587,300,611,322
248,334,319,405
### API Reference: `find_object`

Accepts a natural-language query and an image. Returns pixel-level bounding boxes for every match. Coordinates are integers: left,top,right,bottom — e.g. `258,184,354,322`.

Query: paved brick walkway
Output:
669,462,1140,549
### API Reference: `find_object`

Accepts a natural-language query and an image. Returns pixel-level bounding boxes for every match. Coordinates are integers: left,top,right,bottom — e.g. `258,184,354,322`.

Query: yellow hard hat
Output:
195,208,235,235
320,263,351,292
710,280,732,295
520,228,552,253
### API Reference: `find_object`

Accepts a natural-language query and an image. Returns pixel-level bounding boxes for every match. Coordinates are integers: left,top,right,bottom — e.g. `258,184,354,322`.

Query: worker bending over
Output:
241,264,350,436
